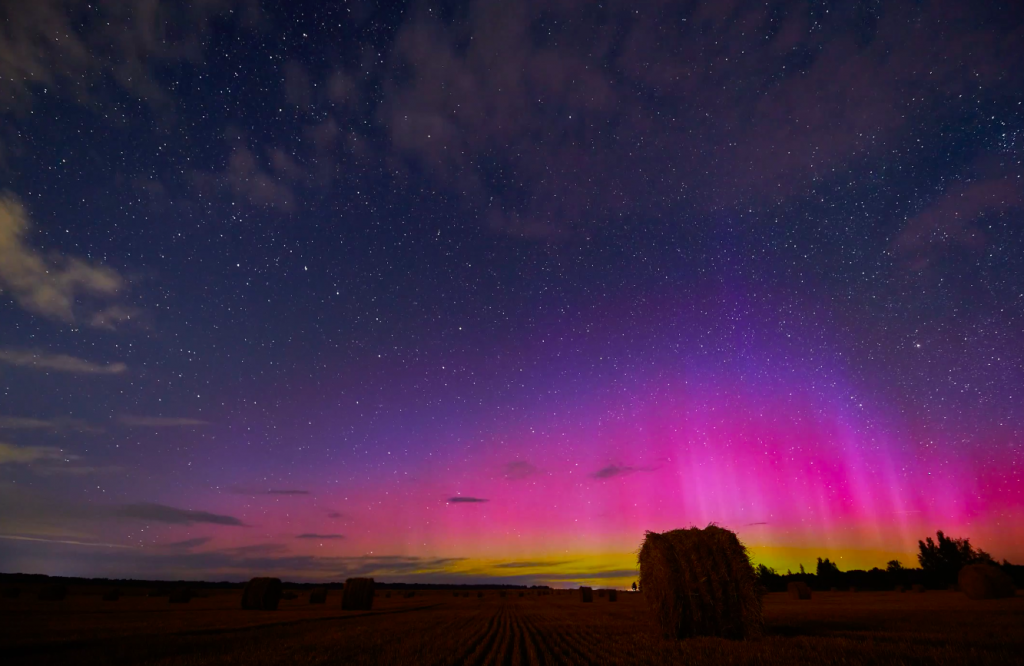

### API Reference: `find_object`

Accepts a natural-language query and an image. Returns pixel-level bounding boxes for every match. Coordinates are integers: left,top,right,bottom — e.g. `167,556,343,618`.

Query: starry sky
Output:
1,0,1023,587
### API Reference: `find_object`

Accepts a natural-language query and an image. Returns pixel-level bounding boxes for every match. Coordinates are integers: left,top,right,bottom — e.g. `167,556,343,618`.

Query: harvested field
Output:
1,589,1022,665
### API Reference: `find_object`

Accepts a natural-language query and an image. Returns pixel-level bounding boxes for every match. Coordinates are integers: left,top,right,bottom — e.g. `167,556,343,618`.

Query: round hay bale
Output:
309,588,327,604
608,589,618,602
639,526,763,639
579,586,593,602
404,591,415,599
241,577,283,610
38,584,67,601
518,591,524,597
911,584,925,593
341,577,374,610
788,582,812,600
959,563,1015,600
102,588,120,601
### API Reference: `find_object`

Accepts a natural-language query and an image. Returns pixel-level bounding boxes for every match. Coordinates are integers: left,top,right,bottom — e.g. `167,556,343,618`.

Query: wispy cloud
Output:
493,560,576,569
591,464,634,479
117,416,209,427
0,348,126,374
117,502,246,527
0,442,65,465
0,534,133,549
0,194,137,327
448,496,488,503
296,533,345,540
0,416,102,432
503,460,539,480
266,489,309,496
163,536,213,550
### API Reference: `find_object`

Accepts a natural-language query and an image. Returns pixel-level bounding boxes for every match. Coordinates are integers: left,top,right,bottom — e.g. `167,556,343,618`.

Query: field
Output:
2,587,1023,665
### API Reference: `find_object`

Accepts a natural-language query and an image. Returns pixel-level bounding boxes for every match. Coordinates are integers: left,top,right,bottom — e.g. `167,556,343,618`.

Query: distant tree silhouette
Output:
917,531,992,583
631,581,637,592
886,559,905,573
816,558,841,578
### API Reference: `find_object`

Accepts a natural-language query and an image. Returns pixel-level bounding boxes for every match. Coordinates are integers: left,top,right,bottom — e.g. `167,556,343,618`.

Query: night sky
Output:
1,0,1023,587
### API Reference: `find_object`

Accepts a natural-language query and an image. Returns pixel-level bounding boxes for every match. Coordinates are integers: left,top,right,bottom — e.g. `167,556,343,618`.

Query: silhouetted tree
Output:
632,581,637,592
917,531,991,583
816,558,841,577
886,559,905,573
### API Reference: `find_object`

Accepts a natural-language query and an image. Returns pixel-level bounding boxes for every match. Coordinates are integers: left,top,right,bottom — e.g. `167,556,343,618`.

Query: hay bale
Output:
341,578,374,610
1,587,21,599
404,591,415,599
464,592,470,597
518,591,524,597
788,582,812,600
580,586,593,602
385,591,392,598
102,589,120,601
309,588,327,604
608,589,618,602
894,585,904,593
911,584,925,593
241,577,282,610
959,563,1015,600
38,584,67,601
639,526,763,640
477,591,483,598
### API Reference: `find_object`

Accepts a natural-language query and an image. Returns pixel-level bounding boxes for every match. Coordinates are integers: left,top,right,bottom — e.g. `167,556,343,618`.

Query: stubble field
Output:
2,588,1023,665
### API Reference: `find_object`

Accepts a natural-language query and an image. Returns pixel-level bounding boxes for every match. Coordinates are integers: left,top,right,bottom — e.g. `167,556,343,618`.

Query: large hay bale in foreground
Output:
639,526,763,640
102,589,120,601
580,586,593,602
241,577,282,610
38,584,67,601
309,588,327,604
959,563,1015,600
787,582,812,600
341,578,374,610
608,589,618,602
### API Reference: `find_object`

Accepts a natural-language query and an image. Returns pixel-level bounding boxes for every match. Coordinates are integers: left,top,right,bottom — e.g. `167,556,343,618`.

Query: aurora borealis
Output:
1,0,1023,588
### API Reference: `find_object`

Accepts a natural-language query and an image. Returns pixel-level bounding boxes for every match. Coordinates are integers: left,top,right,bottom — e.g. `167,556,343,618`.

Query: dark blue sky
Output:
1,0,1022,583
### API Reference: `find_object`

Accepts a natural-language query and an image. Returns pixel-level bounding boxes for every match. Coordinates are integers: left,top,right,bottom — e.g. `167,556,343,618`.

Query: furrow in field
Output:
457,603,503,665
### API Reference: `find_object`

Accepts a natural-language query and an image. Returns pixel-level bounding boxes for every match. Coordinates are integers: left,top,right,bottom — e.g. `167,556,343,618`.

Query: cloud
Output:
503,460,539,480
296,533,345,540
591,464,635,480
591,462,658,479
0,195,137,326
163,536,213,549
377,1,1024,238
0,416,102,432
193,133,300,210
0,0,260,114
266,489,310,496
0,534,132,549
448,496,488,503
0,348,126,374
117,416,210,427
493,560,576,569
0,442,65,464
894,176,1023,270
116,502,246,527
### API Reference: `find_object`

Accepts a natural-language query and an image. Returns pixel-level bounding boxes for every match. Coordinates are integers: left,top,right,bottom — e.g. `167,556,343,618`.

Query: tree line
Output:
755,530,1024,592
